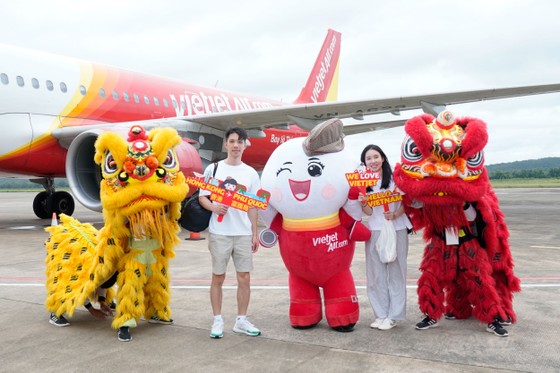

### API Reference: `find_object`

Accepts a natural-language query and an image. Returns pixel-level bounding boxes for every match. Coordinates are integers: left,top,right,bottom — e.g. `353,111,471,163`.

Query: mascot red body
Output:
259,119,370,332
393,111,520,335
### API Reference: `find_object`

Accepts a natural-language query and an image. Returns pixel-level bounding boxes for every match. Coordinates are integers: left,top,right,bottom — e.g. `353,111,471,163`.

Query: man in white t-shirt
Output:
198,127,261,339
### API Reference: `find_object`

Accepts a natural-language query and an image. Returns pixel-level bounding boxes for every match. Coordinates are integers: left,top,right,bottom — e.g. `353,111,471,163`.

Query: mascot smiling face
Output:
261,137,354,220
260,118,369,332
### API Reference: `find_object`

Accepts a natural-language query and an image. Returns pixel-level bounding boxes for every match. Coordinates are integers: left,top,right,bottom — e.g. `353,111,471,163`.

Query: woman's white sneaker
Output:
378,318,396,330
370,318,385,329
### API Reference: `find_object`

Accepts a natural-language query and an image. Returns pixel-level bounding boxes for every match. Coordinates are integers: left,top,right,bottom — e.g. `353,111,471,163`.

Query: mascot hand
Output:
259,228,278,248
350,221,371,242
344,187,364,221
348,186,360,200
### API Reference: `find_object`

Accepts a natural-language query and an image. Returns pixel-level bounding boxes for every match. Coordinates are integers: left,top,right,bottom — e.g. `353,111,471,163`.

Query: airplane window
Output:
32,78,40,89
112,90,119,100
134,93,140,103
46,80,54,91
163,98,169,108
123,92,130,102
181,101,186,110
171,98,178,109
99,88,106,98
16,76,24,87
144,95,150,105
154,97,160,106
0,73,8,85
80,85,87,95
60,82,67,93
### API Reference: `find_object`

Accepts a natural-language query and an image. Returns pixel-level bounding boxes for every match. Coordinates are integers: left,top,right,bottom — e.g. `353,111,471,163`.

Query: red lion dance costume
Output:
393,111,520,336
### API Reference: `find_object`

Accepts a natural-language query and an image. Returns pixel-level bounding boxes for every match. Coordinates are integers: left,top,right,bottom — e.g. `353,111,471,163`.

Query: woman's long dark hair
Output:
360,144,392,190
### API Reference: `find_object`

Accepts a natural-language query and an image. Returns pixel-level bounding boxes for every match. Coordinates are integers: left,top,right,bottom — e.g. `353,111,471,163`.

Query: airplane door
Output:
0,113,32,169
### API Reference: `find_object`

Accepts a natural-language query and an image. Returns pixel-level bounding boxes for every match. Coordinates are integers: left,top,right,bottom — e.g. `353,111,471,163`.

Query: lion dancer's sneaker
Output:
117,319,137,342
415,315,439,330
149,315,174,325
486,318,509,337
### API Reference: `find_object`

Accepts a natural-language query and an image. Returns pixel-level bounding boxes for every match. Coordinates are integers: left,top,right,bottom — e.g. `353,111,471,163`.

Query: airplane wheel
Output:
33,191,51,219
52,191,75,216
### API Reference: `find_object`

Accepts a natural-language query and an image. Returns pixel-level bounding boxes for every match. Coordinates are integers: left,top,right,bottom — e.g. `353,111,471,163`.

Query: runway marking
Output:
8,226,43,230
3,276,560,282
530,245,560,249
1,283,560,289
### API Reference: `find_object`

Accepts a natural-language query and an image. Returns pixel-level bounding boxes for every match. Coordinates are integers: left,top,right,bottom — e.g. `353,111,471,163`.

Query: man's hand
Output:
99,301,114,316
87,306,108,320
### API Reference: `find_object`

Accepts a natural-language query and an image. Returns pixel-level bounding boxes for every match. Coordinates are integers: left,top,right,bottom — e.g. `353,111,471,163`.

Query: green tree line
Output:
489,167,560,180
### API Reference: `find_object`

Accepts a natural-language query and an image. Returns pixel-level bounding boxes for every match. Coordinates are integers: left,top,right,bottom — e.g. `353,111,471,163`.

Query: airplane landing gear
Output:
31,179,75,219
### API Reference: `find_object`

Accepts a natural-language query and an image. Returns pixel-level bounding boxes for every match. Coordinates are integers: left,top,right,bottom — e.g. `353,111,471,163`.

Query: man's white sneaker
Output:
370,318,385,329
210,319,224,339
233,318,261,336
378,318,396,330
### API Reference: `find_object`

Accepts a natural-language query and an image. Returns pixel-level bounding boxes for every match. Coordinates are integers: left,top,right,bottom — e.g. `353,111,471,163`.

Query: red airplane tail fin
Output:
294,29,341,104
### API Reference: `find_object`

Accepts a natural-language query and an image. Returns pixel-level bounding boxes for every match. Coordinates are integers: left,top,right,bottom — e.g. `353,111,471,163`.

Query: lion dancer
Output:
394,111,520,337
45,126,189,342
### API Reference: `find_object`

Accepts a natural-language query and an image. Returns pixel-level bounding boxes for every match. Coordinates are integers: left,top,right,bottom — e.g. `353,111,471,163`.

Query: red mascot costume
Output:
259,119,370,332
393,111,520,337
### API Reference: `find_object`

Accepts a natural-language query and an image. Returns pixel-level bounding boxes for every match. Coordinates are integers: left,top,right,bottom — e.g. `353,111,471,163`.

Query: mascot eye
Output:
307,161,324,177
104,151,119,174
466,151,484,169
162,150,176,168
401,135,423,163
276,162,292,176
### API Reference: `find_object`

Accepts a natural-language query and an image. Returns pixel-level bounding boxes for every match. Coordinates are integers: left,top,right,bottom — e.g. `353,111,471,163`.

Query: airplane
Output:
1,29,560,219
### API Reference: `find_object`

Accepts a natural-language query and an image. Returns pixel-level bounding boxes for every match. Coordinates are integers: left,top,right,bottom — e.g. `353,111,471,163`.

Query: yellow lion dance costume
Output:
45,125,189,341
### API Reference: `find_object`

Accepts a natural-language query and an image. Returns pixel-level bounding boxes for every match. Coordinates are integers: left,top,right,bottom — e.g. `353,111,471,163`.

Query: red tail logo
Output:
295,29,341,104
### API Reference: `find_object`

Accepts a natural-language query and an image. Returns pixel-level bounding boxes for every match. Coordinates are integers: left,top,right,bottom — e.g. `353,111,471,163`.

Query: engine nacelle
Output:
66,129,202,212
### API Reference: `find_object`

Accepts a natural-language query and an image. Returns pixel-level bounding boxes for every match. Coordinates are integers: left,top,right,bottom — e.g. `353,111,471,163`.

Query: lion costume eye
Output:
466,151,484,169
104,151,119,174
401,135,423,163
162,150,177,169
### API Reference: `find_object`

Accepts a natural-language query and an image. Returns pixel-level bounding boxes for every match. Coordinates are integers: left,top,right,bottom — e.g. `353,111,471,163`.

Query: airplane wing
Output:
341,119,407,136
178,83,560,131
52,83,560,146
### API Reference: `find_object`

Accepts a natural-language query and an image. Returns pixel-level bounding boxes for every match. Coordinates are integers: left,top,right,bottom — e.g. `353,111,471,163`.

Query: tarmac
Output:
0,189,559,373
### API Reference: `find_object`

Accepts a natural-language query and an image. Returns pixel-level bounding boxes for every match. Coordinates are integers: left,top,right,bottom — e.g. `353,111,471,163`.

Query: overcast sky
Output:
1,0,559,166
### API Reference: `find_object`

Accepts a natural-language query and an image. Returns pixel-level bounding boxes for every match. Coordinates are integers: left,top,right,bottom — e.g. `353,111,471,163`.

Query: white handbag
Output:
376,218,397,263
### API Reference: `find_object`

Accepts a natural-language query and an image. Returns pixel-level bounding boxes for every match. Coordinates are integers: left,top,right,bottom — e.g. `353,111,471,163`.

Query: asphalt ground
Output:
0,189,559,373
